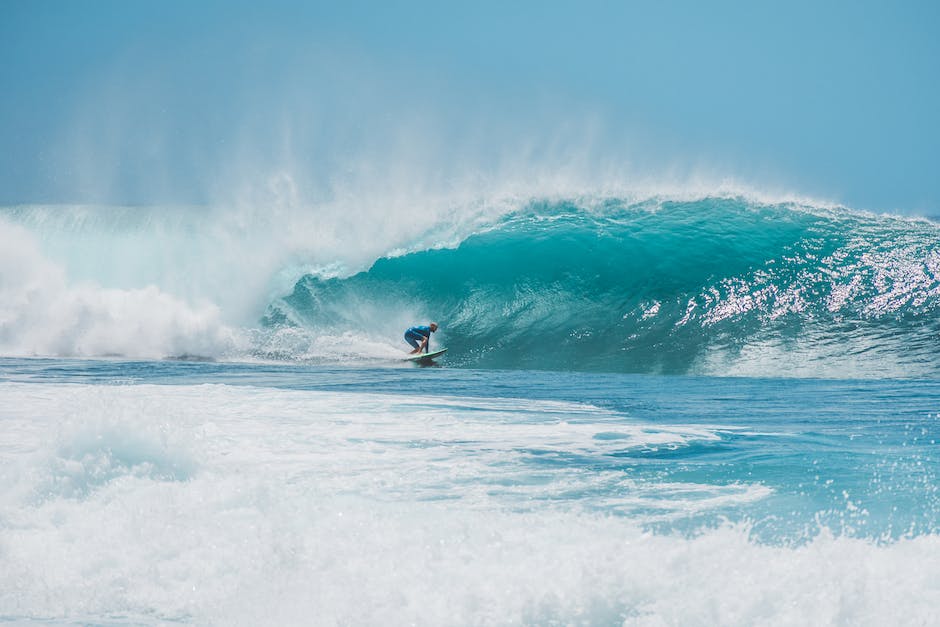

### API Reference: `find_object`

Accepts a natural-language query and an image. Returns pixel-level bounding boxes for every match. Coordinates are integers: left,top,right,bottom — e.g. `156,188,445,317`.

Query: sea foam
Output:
0,381,937,625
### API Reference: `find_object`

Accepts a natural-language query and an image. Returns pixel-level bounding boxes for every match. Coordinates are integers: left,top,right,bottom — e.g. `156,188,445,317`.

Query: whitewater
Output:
2,191,940,625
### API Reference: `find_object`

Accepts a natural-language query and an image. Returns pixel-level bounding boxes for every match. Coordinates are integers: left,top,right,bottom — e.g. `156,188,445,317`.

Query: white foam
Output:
0,219,240,358
1,382,938,625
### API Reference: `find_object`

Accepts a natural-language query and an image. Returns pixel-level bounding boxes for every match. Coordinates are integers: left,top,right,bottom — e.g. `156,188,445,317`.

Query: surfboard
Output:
403,347,448,363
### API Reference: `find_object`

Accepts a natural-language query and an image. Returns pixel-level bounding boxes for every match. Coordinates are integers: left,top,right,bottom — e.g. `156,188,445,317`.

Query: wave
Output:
2,193,938,376
263,196,940,377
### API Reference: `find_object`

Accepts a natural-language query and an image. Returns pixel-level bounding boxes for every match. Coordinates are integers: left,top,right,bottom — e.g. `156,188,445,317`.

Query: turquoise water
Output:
267,198,940,377
2,194,940,624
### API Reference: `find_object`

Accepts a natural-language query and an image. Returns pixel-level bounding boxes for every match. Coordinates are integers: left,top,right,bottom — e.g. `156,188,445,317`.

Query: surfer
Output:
404,323,438,354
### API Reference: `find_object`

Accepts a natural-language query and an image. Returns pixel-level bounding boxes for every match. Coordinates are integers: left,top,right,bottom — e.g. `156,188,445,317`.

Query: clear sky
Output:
2,0,938,212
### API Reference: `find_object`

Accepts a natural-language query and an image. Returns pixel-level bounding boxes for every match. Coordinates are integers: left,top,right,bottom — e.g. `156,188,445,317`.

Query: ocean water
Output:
1,194,940,625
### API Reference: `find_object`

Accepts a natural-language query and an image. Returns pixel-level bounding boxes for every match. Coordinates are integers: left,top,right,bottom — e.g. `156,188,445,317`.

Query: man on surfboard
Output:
404,323,438,354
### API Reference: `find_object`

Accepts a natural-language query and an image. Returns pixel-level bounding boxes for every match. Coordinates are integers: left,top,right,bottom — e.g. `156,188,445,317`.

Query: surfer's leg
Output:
405,332,421,353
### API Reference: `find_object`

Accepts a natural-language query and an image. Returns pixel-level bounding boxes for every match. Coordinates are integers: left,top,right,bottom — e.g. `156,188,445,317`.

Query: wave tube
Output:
263,197,940,377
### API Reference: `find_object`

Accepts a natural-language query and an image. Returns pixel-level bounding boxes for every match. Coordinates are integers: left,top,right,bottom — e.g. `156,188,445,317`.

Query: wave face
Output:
266,197,940,377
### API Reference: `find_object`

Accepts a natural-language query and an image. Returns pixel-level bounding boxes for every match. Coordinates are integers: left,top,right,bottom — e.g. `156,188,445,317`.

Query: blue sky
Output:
2,0,938,212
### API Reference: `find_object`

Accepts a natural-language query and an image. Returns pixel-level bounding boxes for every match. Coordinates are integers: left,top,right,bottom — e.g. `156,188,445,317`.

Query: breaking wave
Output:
2,193,939,377
264,196,940,377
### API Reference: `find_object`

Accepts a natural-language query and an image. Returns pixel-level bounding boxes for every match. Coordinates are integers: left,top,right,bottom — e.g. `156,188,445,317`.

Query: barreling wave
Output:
264,196,940,377
2,193,938,376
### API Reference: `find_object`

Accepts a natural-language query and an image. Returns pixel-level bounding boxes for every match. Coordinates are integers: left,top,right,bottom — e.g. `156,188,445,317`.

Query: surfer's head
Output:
430,322,439,332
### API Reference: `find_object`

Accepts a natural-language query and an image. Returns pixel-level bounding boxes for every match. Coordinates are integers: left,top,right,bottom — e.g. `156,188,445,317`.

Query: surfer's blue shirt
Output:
404,325,432,350
406,326,432,339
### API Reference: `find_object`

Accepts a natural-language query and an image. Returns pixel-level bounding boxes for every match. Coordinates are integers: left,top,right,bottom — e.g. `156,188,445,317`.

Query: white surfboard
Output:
403,348,448,363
